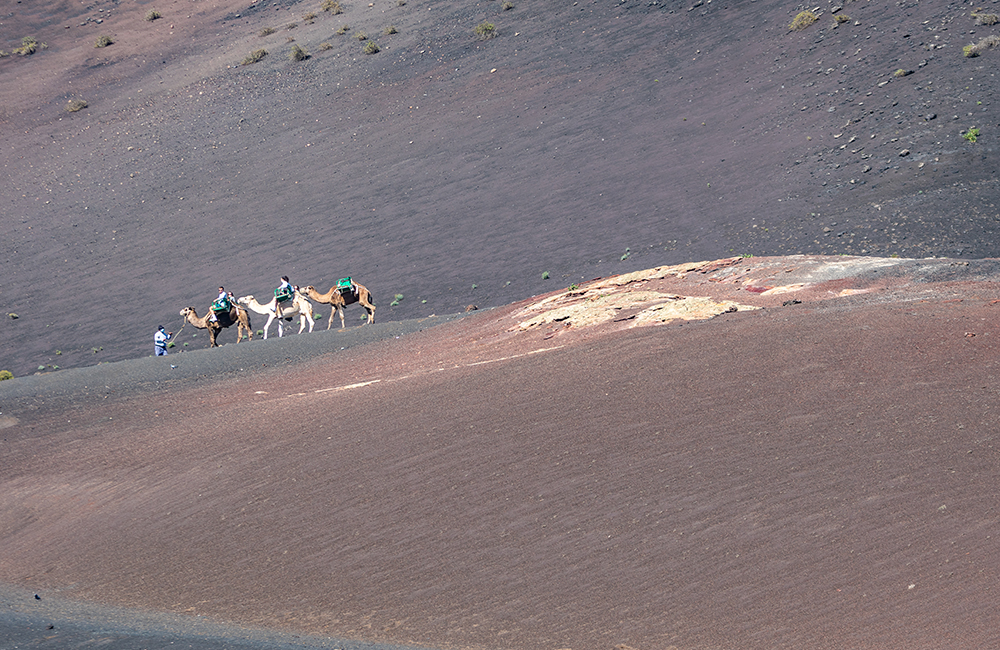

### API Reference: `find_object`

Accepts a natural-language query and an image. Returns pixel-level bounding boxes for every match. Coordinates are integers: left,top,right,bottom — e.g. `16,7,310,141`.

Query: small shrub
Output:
241,48,268,65
65,99,89,112
322,0,343,14
474,21,497,40
964,34,1000,57
893,68,910,77
390,293,404,306
973,11,1000,26
362,40,379,54
833,13,850,23
318,41,333,50
789,10,817,31
303,12,317,23
94,35,114,48
0,370,13,381
0,50,8,58
145,10,161,21
356,31,368,41
384,25,398,35
336,24,350,34
963,127,980,143
259,26,277,36
13,36,46,56
502,1,514,9
289,43,309,61
286,22,298,30
542,271,550,280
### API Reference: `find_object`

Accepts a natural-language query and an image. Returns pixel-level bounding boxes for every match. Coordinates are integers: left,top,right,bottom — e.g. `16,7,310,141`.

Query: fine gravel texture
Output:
1,0,999,377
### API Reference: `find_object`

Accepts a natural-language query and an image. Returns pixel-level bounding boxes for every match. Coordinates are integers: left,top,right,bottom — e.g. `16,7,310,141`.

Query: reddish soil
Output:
5,255,1000,650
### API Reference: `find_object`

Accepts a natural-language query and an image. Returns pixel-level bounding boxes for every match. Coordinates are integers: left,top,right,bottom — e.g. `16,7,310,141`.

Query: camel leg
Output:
209,326,219,347
339,306,346,330
263,313,275,339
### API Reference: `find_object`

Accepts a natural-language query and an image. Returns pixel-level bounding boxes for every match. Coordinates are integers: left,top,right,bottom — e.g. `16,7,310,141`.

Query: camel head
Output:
180,307,194,317
237,295,253,305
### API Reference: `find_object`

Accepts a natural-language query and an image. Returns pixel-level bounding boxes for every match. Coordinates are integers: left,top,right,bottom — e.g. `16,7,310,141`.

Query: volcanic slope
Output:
1,0,998,376
4,255,1000,650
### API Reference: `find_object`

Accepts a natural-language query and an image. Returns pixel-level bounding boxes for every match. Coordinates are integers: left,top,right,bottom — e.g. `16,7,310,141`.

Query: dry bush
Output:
789,10,817,31
241,48,268,65
356,31,368,41
13,36,46,55
972,11,1000,25
362,40,379,54
474,21,497,40
303,12,317,23
318,41,333,50
145,10,161,21
94,35,114,47
383,25,398,35
322,0,343,14
65,99,88,112
289,44,309,61
259,26,277,36
336,24,350,34
964,34,1000,57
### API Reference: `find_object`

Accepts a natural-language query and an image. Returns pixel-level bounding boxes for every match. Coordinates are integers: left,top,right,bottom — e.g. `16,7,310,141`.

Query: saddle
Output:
211,297,232,313
275,286,295,303
336,277,355,296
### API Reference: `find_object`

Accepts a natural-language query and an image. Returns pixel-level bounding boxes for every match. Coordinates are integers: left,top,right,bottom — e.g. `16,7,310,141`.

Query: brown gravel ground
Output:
4,256,1000,650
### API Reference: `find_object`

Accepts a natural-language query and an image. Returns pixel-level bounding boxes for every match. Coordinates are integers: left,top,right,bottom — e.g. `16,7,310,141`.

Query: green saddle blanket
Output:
211,298,232,313
275,286,294,303
336,277,354,294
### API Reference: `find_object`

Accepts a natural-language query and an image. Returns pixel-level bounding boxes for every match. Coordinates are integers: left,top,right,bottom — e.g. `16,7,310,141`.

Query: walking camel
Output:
302,282,375,329
237,293,315,339
179,305,253,347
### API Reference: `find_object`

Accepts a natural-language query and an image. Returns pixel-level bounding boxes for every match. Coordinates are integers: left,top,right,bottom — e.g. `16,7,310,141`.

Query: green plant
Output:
94,35,114,47
384,25,398,35
893,68,910,77
65,99,88,112
502,1,514,9
789,10,817,31
318,41,333,50
362,40,379,54
568,284,579,290
289,43,308,60
474,21,497,40
13,36,46,55
356,31,368,40
542,271,550,280
336,24,350,34
0,370,13,381
390,293,404,306
620,247,631,261
241,48,268,65
145,10,161,21
322,0,343,14
963,127,980,143
833,13,850,23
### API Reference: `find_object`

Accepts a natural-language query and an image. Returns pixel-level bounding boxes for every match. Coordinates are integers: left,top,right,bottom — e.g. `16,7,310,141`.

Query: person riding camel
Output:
210,286,231,322
275,276,294,318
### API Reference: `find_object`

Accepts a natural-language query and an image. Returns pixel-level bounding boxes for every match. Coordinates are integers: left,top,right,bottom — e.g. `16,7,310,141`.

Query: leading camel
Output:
179,305,253,347
237,293,315,339
303,282,375,329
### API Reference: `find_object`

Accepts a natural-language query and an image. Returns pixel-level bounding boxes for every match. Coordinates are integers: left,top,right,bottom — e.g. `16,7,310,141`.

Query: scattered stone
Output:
924,113,936,120
899,149,910,157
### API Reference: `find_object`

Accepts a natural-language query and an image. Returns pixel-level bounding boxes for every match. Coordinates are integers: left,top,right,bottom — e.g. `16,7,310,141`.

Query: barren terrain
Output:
3,0,1000,648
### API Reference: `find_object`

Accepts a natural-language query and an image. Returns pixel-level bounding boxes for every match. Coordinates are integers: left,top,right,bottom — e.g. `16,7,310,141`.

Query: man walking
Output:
154,325,173,356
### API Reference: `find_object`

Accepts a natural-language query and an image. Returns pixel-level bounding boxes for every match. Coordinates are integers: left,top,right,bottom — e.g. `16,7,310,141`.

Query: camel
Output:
237,293,315,339
179,305,253,347
303,281,375,330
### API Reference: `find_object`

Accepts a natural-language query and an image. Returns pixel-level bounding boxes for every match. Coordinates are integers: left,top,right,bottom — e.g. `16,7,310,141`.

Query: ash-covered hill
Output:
1,0,998,376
